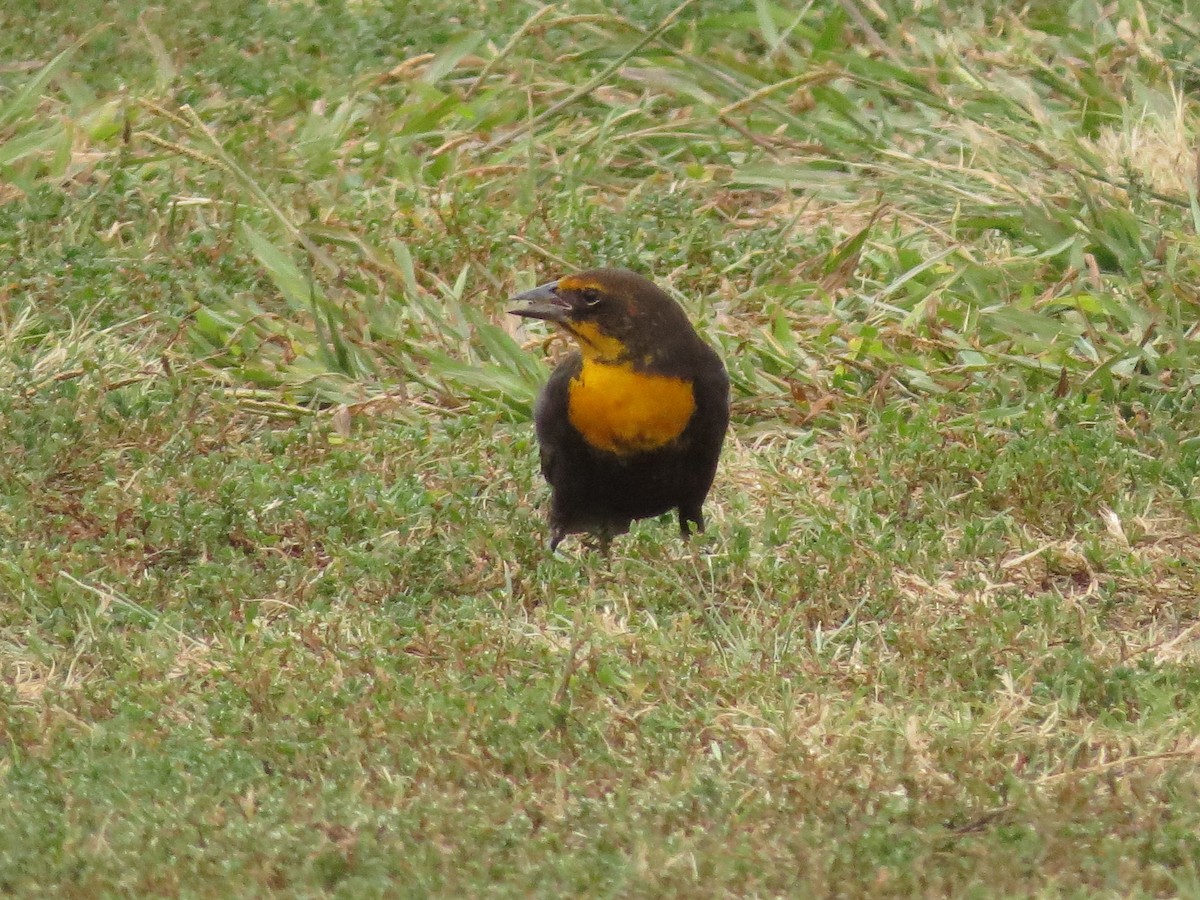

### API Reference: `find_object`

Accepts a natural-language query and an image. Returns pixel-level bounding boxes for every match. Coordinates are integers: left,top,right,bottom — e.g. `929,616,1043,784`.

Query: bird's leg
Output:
581,525,614,560
599,527,613,562
678,508,705,540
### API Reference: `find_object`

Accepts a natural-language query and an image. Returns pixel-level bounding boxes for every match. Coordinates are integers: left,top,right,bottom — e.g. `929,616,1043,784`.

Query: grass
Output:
3,0,1200,895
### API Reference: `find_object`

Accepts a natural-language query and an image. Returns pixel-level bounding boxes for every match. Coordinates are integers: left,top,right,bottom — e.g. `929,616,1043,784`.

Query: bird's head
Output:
509,268,695,366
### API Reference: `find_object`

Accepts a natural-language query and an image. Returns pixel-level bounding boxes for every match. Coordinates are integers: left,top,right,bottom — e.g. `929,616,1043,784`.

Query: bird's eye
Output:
581,289,603,307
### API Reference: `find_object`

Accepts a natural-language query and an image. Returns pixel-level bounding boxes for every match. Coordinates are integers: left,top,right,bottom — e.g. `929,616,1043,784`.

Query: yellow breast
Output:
567,359,695,455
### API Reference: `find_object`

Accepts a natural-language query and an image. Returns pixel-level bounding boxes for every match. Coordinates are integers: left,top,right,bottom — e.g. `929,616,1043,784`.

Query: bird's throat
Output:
564,321,628,363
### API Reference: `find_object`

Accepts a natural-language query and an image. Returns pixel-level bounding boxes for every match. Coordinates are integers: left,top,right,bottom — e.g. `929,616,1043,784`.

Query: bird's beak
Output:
509,281,570,324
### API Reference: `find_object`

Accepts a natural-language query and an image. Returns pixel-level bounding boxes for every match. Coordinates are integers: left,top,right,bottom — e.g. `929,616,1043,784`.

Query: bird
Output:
510,268,729,553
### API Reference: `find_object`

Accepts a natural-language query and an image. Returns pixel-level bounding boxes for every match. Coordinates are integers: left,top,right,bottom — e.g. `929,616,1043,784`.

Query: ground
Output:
3,0,1200,895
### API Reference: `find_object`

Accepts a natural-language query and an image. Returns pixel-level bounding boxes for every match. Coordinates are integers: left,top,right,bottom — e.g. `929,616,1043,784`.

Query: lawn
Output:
3,0,1200,895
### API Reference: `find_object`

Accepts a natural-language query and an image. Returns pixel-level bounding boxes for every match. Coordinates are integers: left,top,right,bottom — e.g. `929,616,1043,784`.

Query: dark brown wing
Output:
533,352,581,486
676,344,730,534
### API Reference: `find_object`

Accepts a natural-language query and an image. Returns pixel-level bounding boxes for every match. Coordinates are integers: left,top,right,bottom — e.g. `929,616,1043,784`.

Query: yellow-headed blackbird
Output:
510,268,729,552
